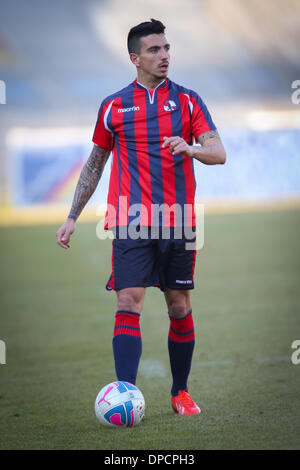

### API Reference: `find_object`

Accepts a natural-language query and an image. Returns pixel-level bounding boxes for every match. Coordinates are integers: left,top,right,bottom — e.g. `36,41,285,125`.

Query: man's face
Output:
131,33,170,80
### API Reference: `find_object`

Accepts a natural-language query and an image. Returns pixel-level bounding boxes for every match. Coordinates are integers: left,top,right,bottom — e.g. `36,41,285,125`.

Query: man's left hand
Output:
162,136,193,157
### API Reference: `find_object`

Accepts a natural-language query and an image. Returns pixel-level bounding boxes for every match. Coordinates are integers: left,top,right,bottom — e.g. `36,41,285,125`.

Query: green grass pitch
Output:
0,210,300,449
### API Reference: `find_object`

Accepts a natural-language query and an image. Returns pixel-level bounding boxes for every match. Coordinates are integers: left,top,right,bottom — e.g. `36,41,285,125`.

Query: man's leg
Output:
164,289,195,396
164,288,200,414
112,287,145,385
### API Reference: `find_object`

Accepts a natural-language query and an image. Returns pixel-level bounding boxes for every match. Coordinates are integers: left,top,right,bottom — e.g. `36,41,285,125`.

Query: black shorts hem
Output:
109,281,194,293
165,284,195,291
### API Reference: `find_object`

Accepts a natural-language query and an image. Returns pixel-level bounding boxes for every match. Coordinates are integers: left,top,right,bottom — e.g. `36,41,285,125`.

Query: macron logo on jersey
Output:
118,106,140,113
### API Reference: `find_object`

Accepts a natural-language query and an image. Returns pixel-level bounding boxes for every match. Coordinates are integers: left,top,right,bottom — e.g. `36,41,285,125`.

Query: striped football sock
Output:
112,310,142,385
168,309,195,397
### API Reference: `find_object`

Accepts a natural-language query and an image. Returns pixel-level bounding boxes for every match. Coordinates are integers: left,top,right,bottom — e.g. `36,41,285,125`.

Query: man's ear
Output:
130,53,140,67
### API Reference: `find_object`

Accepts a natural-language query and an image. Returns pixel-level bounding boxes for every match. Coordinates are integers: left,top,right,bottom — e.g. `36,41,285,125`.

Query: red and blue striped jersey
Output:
92,78,216,228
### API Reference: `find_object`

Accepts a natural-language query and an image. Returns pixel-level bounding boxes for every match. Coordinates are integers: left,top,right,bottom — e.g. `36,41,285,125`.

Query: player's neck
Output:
136,73,167,90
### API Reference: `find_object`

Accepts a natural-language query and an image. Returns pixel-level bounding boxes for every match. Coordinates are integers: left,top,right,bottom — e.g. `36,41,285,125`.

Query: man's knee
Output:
165,290,191,318
116,287,145,313
168,302,188,318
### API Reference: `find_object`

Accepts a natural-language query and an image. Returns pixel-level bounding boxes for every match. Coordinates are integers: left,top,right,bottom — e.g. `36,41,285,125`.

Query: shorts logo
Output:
163,100,177,112
118,106,140,113
175,279,192,284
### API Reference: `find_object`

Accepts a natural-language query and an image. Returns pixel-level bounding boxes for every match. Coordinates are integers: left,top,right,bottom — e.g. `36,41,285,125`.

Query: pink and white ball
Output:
95,381,145,428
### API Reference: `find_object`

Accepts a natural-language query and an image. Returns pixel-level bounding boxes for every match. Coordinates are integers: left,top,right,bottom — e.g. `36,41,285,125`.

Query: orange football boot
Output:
171,390,201,415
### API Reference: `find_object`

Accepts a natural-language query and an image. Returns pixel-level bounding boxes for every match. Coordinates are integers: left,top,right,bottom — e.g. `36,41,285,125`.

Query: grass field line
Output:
0,355,292,384
139,359,167,378
132,355,292,380
194,355,291,368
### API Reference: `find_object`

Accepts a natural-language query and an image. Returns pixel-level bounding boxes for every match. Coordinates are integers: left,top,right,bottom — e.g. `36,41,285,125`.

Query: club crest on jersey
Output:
163,100,177,112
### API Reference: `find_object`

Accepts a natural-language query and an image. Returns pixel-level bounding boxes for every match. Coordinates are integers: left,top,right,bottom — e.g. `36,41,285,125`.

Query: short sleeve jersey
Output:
93,78,216,228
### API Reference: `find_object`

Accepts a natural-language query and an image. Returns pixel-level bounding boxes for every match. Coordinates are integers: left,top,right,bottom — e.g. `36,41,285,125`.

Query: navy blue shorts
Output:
106,227,197,292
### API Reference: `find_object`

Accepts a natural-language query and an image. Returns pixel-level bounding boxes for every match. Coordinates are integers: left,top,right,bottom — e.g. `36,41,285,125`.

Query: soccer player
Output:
56,19,226,415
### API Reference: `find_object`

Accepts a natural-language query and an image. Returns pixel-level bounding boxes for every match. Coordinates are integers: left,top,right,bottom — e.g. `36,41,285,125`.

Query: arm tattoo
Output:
68,145,110,220
202,145,214,153
197,130,219,146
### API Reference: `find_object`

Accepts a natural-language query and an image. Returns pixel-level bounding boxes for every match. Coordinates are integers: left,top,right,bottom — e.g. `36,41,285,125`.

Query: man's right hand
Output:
56,218,76,249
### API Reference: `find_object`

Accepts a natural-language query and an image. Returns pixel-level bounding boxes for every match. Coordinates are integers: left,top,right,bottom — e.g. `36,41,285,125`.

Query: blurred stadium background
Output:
0,0,300,225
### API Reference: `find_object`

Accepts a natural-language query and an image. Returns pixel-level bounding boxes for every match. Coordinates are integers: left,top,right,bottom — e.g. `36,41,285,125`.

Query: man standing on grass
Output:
56,19,226,415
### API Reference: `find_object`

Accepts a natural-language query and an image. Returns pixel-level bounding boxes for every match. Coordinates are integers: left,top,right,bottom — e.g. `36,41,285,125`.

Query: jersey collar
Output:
134,78,168,91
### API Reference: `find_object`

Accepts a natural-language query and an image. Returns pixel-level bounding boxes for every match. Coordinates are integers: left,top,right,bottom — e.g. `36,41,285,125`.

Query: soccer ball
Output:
94,381,145,428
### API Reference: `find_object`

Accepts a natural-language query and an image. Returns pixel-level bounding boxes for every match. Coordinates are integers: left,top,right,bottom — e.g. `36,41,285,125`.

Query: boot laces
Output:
178,390,194,406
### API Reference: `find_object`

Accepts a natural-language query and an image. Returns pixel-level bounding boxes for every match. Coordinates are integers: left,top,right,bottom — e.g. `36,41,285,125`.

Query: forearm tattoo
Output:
197,130,219,146
68,145,110,220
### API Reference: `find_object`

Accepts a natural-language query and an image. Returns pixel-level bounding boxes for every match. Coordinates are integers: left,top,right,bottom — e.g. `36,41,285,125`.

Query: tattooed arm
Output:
68,144,110,220
56,144,110,249
162,130,226,165
193,130,226,164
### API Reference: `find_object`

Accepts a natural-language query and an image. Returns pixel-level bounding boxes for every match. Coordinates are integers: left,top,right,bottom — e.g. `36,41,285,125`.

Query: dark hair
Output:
127,18,166,54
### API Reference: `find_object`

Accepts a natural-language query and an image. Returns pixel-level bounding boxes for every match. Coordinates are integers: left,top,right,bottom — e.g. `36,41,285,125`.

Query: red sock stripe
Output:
168,310,195,343
114,311,141,338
